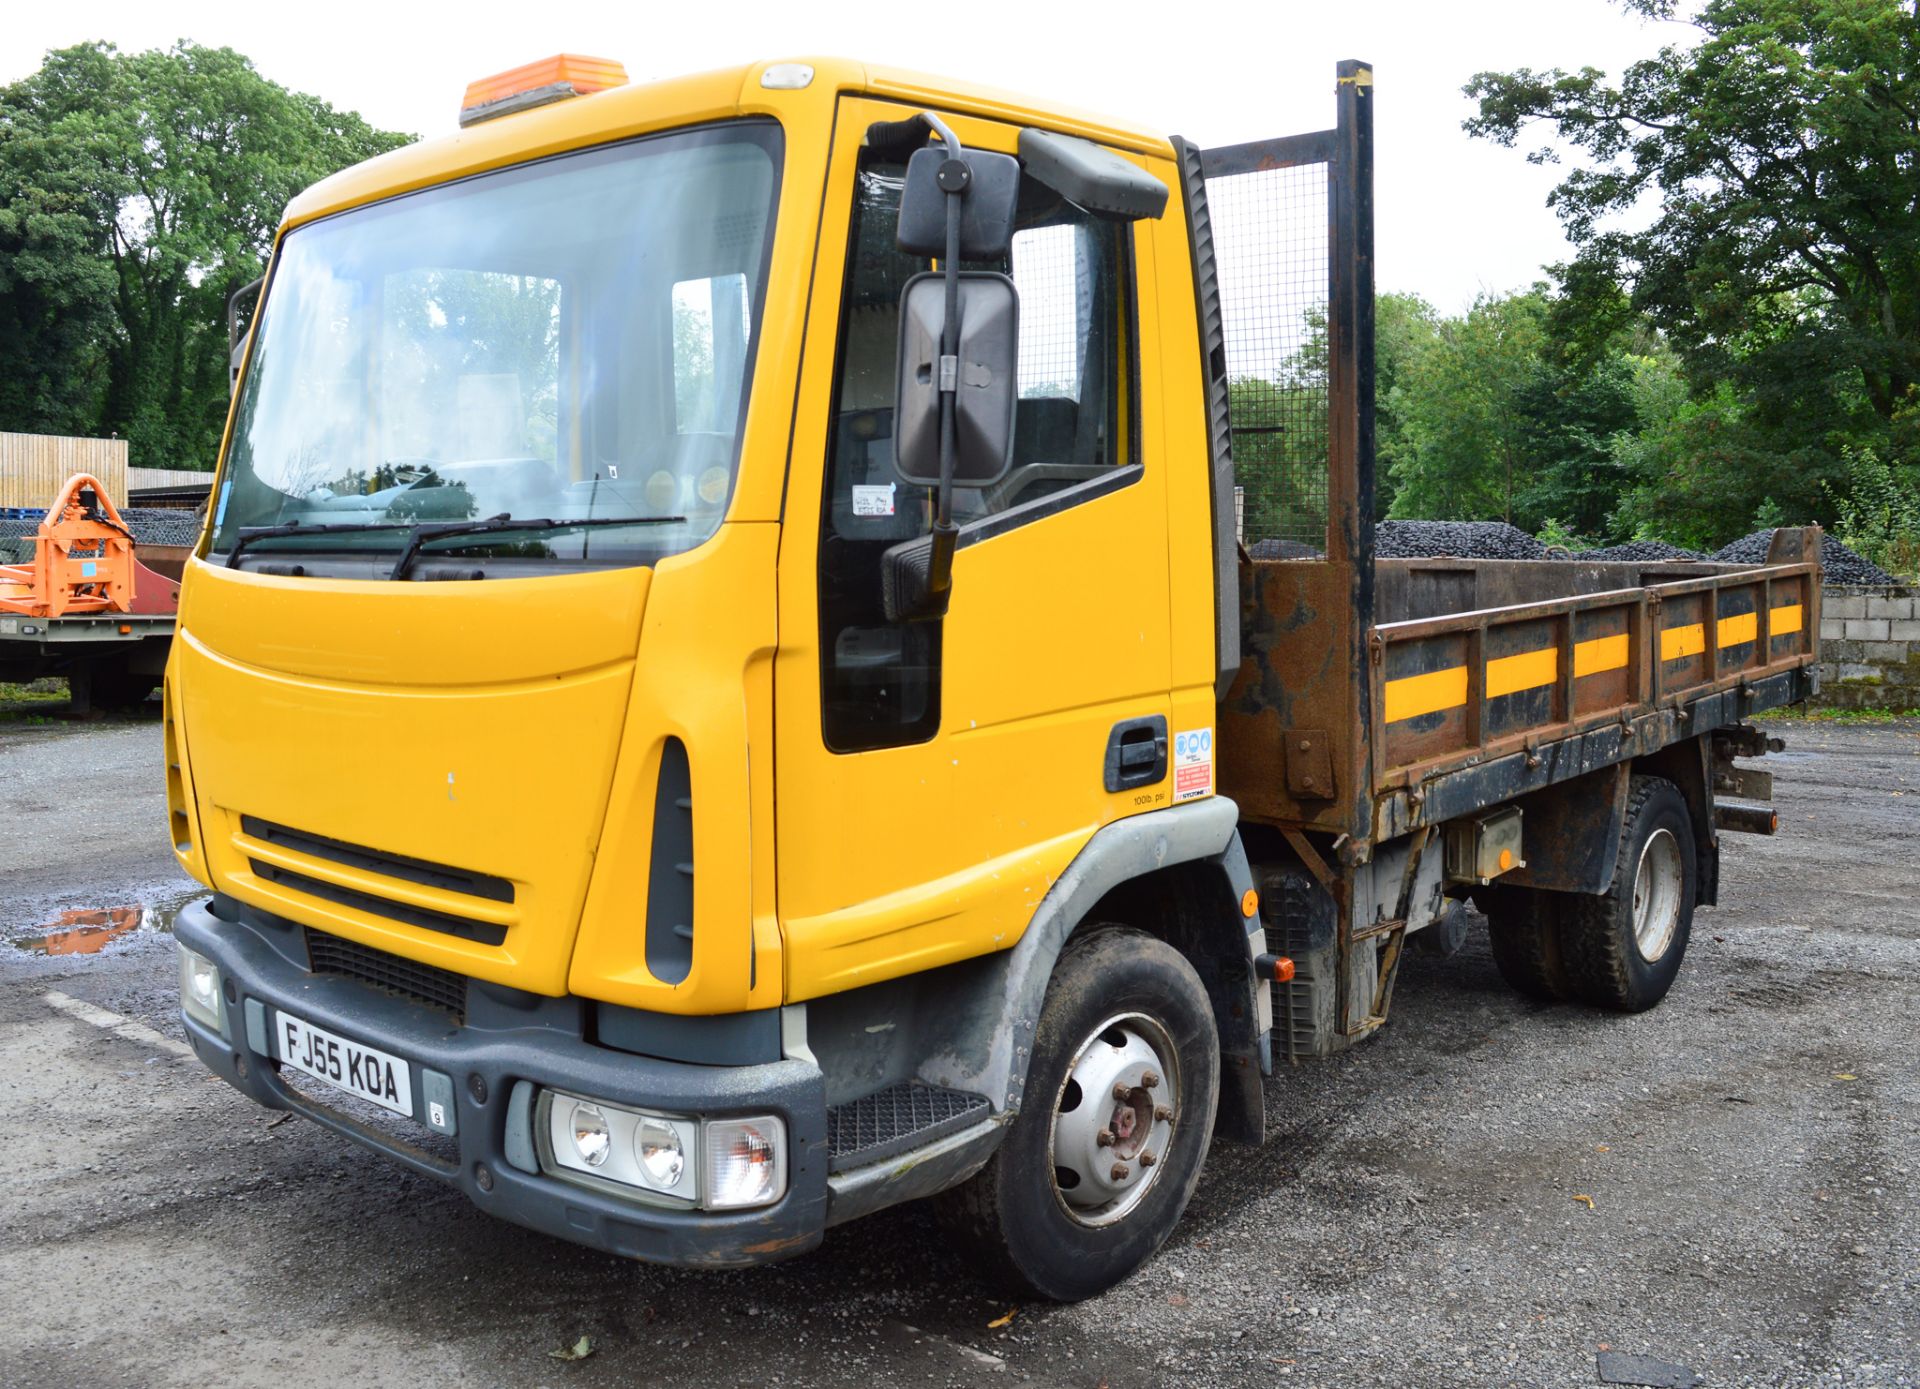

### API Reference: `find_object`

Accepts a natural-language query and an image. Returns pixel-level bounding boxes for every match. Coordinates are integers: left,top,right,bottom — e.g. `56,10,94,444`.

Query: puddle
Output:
15,905,145,955
11,883,204,955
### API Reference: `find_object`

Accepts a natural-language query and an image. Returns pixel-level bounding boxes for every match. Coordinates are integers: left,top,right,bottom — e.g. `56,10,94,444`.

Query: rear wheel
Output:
933,927,1220,1301
1481,886,1572,1001
68,658,157,714
1560,776,1696,1012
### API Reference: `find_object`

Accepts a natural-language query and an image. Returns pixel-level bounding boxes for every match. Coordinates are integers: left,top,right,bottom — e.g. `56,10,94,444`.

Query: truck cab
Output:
171,57,1244,1296
169,55,1820,1300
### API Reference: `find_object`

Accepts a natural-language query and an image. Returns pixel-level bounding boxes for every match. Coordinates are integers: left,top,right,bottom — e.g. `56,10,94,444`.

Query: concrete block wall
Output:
1819,585,1920,709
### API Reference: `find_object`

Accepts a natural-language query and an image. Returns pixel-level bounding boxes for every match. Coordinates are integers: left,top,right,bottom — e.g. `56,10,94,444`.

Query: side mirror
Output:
892,271,1019,490
896,146,1019,259
228,276,263,396
877,115,1020,624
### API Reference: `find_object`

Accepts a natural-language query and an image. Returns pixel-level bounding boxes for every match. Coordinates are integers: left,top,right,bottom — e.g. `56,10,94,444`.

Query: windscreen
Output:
211,121,782,575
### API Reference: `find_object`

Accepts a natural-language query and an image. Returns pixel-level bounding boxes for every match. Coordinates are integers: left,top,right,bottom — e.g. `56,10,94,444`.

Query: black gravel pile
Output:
1246,537,1324,560
1713,530,1897,586
1375,520,1546,560
1580,540,1705,562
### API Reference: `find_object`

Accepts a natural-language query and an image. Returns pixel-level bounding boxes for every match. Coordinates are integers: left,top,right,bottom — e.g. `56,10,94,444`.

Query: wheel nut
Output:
1139,1151,1156,1168
1155,1105,1173,1122
1113,1082,1131,1101
1110,1163,1130,1181
1142,1070,1160,1090
1096,1128,1115,1147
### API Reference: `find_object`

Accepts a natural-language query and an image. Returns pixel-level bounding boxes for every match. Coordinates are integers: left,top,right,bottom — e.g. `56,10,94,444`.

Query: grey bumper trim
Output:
174,896,830,1269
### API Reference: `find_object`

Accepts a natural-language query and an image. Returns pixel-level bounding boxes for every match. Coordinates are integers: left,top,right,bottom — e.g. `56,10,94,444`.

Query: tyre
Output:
92,669,159,711
1560,775,1696,1012
1481,885,1572,1001
68,659,157,714
933,927,1220,1302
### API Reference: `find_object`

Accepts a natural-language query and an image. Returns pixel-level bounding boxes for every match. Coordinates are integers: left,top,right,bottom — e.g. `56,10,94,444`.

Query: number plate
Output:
275,1011,414,1117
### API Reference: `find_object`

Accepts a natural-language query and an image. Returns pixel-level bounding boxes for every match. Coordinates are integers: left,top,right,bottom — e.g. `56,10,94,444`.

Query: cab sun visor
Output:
1017,128,1169,222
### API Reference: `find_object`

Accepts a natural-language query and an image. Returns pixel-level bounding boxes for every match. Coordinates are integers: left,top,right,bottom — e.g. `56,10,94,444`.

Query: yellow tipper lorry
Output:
169,55,1823,1299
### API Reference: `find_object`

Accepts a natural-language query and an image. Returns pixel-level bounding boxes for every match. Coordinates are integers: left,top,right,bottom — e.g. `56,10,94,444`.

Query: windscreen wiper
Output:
225,521,413,569
388,514,687,580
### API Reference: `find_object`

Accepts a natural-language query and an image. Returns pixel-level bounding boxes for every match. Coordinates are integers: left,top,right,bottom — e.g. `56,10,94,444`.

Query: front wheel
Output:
933,927,1220,1301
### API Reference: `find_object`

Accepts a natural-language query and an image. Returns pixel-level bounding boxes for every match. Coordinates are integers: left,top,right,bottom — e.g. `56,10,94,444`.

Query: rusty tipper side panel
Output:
1206,66,1821,853
1369,531,1822,841
1210,61,1377,845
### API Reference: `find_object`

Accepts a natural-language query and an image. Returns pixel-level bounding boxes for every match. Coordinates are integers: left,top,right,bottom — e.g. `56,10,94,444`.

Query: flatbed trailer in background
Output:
0,474,180,710
0,611,176,711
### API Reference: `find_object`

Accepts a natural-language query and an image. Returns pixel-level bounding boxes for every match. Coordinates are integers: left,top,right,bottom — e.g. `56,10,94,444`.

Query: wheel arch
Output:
904,798,1265,1145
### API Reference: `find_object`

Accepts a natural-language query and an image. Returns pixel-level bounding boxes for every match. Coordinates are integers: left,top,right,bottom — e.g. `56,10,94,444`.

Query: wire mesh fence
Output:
1010,223,1083,399
1206,162,1331,553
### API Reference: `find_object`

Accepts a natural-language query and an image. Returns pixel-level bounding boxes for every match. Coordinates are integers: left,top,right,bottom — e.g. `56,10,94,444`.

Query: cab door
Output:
774,97,1182,1002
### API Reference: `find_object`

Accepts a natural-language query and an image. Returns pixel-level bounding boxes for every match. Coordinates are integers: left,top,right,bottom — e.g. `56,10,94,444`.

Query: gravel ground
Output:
1,705,1915,1388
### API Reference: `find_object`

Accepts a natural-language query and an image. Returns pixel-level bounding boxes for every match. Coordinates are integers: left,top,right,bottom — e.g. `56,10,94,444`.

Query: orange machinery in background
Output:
0,472,181,712
0,473,179,619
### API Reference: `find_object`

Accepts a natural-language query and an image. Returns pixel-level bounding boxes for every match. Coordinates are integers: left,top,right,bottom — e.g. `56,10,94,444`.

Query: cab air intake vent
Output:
645,738,695,984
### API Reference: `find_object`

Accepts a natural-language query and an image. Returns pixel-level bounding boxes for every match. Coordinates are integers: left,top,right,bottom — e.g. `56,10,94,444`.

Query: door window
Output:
816,148,1139,752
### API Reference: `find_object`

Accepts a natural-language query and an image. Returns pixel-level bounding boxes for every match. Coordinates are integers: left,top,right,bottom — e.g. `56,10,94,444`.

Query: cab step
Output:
826,1081,991,1173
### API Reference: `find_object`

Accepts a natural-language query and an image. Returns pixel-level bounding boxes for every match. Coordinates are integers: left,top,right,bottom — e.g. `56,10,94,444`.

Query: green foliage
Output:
1466,0,1920,425
1826,445,1920,579
1463,0,1920,541
0,41,409,468
1387,290,1548,523
1537,516,1596,552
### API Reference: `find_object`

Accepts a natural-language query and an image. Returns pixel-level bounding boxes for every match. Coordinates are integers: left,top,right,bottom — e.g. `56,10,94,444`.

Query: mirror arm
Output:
921,111,968,608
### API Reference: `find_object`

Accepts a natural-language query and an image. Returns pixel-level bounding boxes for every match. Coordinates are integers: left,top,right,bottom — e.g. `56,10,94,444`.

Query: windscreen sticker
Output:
851,483,896,517
1173,727,1214,802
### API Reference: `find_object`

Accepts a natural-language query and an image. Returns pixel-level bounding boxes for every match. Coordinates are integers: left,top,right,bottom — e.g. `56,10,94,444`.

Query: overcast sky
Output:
1,0,1689,314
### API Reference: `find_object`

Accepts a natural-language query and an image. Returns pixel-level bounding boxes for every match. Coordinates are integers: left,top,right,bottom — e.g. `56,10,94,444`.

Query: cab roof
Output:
281,57,1174,232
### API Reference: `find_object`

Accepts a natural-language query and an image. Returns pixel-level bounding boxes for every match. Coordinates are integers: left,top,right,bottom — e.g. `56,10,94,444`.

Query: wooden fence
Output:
128,466,216,494
0,433,129,510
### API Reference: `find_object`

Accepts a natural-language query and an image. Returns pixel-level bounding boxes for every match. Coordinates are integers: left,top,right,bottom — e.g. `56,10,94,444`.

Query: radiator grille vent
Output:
305,928,467,1023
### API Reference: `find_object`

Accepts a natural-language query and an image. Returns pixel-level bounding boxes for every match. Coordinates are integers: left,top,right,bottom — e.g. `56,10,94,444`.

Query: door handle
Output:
1104,716,1168,792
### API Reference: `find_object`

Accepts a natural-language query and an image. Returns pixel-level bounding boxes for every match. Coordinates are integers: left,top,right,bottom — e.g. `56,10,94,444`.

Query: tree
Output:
1387,290,1550,523
1466,0,1920,532
0,42,409,467
1372,291,1442,519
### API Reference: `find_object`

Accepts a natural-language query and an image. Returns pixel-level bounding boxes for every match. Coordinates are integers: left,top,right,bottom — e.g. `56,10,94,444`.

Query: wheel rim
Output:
1047,1012,1180,1228
1632,827,1684,962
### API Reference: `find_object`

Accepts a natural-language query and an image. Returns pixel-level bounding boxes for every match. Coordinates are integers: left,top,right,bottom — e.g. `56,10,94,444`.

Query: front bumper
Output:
174,896,828,1268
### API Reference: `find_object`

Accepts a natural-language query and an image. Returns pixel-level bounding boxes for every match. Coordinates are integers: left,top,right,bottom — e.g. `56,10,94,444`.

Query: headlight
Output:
570,1103,611,1167
635,1116,685,1188
703,1116,787,1210
178,944,224,1032
542,1092,698,1202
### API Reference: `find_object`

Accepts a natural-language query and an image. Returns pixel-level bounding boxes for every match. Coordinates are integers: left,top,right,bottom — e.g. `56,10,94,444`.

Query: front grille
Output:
254,860,507,946
242,816,513,902
305,928,467,1023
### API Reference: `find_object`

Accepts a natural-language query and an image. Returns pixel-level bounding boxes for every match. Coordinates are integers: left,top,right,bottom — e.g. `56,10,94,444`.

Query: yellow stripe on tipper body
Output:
1770,602,1804,636
1660,623,1706,662
1485,647,1557,699
1383,665,1468,723
1573,632,1629,677
1717,611,1758,647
